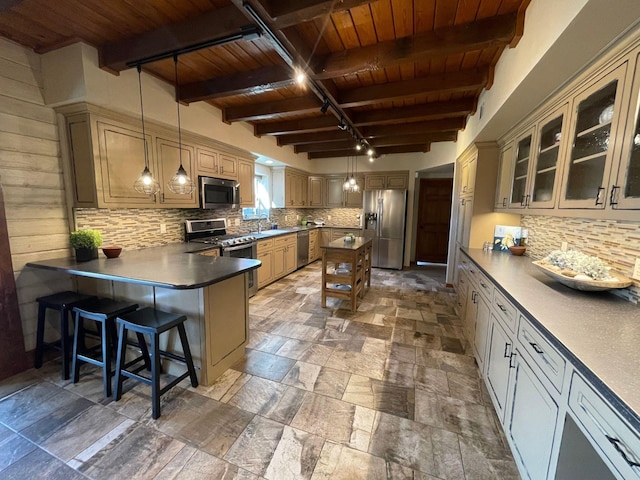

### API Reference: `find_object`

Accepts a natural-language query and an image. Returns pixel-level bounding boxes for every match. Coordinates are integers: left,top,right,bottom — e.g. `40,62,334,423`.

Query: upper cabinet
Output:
559,64,628,209
497,35,640,218
308,176,325,207
272,167,308,208
612,52,640,210
59,103,255,209
364,172,409,190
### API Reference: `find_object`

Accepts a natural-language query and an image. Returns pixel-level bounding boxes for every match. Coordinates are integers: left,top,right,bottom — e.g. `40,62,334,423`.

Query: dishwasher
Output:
297,230,309,269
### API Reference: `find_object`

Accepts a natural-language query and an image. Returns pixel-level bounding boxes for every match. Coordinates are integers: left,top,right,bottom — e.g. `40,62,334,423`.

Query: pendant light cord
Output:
137,64,149,168
174,55,183,168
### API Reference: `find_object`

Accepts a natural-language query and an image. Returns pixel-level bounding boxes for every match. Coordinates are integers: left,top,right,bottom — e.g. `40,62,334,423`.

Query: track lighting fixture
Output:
338,118,347,131
294,67,306,85
355,143,362,151
367,147,375,156
320,99,330,114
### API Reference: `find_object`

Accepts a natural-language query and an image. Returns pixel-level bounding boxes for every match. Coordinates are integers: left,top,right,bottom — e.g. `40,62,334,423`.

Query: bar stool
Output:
71,298,139,398
113,307,198,419
34,291,97,380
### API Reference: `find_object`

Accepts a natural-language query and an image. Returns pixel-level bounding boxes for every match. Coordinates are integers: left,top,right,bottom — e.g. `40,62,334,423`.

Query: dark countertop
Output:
26,243,261,290
251,224,362,240
463,248,640,426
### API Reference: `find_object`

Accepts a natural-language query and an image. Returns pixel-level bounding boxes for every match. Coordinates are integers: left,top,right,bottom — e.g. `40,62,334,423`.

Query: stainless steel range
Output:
185,218,258,297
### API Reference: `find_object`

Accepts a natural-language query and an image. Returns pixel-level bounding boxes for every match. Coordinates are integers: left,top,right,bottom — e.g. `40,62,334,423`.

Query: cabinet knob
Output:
503,342,512,358
605,435,640,468
509,353,517,368
609,185,619,207
496,303,507,312
220,166,224,173
595,186,605,206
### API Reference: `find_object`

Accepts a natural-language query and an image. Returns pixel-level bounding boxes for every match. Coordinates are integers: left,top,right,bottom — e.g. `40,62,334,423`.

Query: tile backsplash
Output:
522,215,640,303
74,207,363,251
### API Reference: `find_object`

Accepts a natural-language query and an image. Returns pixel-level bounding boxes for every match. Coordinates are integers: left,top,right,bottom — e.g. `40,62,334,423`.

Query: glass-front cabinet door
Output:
508,128,535,209
559,65,627,208
495,142,514,209
528,105,568,208
613,53,640,209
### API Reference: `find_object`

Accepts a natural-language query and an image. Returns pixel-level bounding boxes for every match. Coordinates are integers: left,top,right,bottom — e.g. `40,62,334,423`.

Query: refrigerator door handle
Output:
377,197,383,236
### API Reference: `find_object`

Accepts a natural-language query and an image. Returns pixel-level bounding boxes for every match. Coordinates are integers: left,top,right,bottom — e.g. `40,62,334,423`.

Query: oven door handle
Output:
222,243,257,252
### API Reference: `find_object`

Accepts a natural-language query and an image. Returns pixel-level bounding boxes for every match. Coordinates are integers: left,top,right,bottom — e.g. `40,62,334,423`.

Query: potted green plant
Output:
69,229,103,262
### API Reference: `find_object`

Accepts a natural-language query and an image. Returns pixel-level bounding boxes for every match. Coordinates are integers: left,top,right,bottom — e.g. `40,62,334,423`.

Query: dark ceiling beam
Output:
339,69,489,108
312,13,517,79
223,95,320,123
295,140,356,153
278,130,351,146
352,98,476,126
307,144,431,159
362,118,466,138
180,65,292,103
371,132,458,147
99,6,252,73
255,115,339,136
261,0,378,30
0,0,21,12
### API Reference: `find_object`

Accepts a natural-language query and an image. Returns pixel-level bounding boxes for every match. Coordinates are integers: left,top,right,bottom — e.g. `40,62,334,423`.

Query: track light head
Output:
338,118,347,131
320,99,330,114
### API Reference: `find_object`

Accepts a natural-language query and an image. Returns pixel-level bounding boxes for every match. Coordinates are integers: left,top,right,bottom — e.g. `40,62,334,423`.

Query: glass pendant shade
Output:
167,55,195,195
134,166,161,194
133,65,160,195
168,164,194,194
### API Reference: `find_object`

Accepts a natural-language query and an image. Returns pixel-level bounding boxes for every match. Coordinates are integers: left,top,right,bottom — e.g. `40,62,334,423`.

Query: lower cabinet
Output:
256,239,274,288
485,315,513,421
507,351,559,480
309,229,319,262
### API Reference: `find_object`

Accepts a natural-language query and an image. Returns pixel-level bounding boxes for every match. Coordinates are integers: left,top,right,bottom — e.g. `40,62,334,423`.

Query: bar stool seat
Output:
113,307,198,419
71,298,139,398
35,291,97,380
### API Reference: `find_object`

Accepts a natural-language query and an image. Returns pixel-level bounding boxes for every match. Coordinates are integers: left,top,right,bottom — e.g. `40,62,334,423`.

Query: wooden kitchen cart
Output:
320,237,372,312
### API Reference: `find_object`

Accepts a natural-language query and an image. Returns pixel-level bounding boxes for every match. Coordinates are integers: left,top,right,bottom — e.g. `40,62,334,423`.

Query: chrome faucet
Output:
257,214,269,233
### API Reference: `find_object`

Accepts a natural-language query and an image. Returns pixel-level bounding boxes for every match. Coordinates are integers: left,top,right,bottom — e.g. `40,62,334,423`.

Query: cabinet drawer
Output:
492,289,518,333
274,234,296,248
518,316,566,393
257,238,273,253
569,373,640,480
476,270,493,301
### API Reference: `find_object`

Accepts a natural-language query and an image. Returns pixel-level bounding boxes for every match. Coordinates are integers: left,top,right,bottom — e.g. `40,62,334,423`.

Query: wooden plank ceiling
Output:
0,0,531,159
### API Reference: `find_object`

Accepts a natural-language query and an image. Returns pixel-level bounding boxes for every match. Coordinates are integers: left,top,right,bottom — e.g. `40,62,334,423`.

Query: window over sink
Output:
242,174,270,220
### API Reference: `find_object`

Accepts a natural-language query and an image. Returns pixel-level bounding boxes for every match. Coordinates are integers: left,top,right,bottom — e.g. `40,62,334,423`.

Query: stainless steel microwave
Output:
199,176,240,209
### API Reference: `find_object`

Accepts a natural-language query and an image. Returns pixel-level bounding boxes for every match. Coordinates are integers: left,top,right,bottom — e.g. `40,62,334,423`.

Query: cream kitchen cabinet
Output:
196,147,238,180
59,103,256,209
364,172,409,190
308,228,319,262
495,142,514,209
156,136,198,207
237,158,255,208
308,176,324,207
273,234,297,279
256,239,274,288
324,176,363,207
272,167,308,207
485,314,514,421
560,64,628,209
505,106,569,210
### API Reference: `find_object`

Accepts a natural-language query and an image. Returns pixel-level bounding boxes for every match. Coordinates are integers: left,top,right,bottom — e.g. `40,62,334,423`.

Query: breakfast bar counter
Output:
26,244,261,386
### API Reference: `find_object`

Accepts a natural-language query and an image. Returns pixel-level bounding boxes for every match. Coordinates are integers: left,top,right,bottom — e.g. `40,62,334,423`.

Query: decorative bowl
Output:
509,246,527,256
532,260,632,291
102,245,122,258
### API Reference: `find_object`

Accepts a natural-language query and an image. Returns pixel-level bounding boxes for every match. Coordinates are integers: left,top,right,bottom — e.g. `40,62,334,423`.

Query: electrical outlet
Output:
296,215,300,221
561,241,568,252
160,224,166,234
235,218,240,226
285,215,289,222
633,258,640,280
328,215,332,221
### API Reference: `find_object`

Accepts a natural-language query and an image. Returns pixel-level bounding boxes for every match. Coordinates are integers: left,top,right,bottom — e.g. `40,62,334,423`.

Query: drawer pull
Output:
480,282,488,288
496,303,507,312
605,435,640,468
509,352,517,369
503,342,512,358
529,342,544,354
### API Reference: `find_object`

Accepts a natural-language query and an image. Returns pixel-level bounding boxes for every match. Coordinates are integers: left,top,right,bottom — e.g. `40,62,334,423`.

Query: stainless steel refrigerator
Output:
363,189,407,269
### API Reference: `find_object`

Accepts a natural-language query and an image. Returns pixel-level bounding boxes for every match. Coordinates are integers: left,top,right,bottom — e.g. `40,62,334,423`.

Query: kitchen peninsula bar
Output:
26,243,260,386
321,237,372,312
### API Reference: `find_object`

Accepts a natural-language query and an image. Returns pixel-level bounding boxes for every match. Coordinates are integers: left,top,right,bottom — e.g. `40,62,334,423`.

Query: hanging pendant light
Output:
343,156,352,191
167,55,195,195
133,64,160,195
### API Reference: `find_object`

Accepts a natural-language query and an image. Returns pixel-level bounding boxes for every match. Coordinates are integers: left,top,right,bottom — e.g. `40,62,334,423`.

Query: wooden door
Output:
0,184,29,380
416,178,452,264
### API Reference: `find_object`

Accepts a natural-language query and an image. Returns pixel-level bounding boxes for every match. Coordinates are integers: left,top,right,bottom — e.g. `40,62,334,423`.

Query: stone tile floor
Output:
0,263,520,479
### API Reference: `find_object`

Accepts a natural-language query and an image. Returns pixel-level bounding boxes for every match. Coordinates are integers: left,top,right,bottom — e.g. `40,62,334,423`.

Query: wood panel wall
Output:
0,37,74,352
